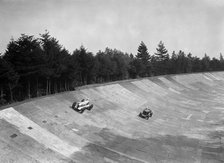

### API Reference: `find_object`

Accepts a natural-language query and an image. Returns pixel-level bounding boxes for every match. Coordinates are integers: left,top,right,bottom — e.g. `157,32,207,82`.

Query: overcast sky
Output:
0,0,224,58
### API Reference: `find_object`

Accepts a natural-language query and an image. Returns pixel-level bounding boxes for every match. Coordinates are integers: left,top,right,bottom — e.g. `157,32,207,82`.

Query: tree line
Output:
0,32,224,106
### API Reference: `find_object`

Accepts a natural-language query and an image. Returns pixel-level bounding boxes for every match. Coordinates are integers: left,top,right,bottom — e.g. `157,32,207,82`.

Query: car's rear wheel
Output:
72,102,77,109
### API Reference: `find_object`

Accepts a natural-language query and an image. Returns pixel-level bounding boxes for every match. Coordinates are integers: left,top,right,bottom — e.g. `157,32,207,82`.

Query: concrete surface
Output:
0,72,224,163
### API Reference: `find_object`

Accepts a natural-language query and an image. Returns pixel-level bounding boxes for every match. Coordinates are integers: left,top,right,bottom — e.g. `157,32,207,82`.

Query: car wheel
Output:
72,102,76,109
89,104,93,110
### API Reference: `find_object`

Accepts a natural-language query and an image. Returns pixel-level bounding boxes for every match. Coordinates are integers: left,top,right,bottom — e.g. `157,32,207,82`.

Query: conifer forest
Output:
1,32,224,106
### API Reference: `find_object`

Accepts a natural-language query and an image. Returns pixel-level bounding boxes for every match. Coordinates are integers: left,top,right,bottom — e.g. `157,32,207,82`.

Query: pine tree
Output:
219,53,224,70
40,31,66,94
210,57,220,71
186,53,193,73
4,34,43,99
135,41,151,77
136,41,151,63
73,45,95,84
154,41,169,62
154,41,169,74
0,58,19,102
201,53,210,71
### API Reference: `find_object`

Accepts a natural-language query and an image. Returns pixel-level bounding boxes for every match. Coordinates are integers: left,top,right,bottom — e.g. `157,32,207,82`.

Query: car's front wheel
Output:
87,104,93,110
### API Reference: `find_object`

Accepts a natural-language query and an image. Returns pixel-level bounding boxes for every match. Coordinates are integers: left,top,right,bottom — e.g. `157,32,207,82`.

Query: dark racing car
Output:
139,108,153,120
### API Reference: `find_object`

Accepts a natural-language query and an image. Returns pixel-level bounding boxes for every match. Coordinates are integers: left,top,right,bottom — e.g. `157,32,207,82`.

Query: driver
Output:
79,99,89,106
143,108,150,114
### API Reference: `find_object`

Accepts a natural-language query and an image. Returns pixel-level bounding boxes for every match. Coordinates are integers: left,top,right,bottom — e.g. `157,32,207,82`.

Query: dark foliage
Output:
0,34,224,106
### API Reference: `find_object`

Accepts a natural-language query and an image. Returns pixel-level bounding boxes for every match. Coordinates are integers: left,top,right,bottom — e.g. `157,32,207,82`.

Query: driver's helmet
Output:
81,98,89,102
143,108,151,114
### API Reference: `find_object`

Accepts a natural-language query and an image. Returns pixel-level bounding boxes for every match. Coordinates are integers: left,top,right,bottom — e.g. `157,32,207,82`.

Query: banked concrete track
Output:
0,72,224,163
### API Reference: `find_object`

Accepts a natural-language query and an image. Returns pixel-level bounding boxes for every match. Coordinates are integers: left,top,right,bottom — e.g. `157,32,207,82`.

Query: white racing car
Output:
71,99,93,113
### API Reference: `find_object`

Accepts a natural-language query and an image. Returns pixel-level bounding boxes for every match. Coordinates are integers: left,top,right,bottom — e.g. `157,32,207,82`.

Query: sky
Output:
0,0,224,58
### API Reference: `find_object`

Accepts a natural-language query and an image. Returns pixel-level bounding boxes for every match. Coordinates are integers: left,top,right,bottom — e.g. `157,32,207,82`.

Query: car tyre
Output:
72,102,77,109
87,104,93,110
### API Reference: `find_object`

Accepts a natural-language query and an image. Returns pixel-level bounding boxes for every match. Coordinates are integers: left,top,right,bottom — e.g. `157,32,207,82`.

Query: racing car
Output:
71,99,93,113
138,108,153,120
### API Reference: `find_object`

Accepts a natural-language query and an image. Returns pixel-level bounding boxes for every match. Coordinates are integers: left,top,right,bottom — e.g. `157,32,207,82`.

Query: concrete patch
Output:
214,107,224,110
186,114,192,120
182,114,192,120
0,107,80,157
208,73,221,80
168,88,181,94
104,157,119,163
203,110,210,114
203,75,213,81
183,133,207,140
72,128,79,132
